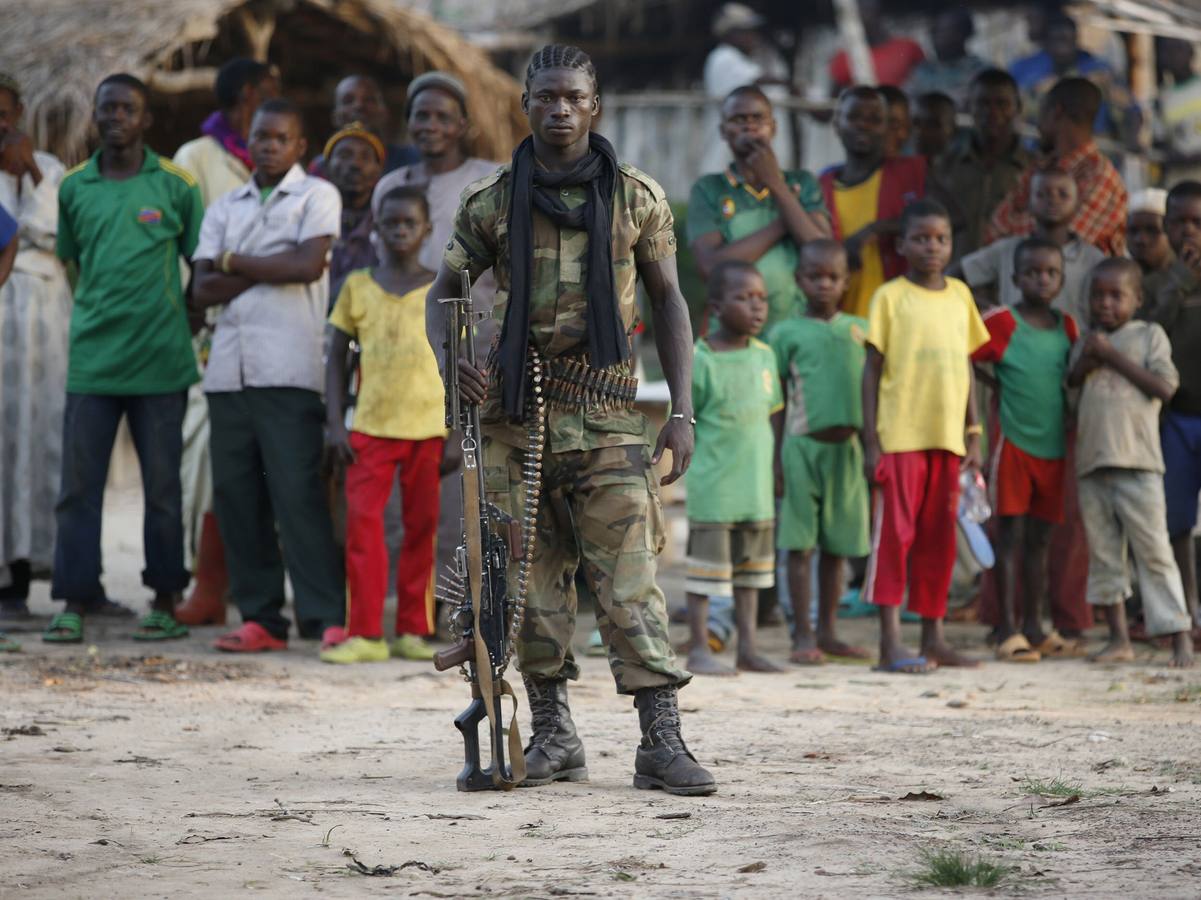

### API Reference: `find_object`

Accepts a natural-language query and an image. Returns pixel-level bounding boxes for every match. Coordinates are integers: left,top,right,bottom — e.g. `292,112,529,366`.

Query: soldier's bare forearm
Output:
640,256,694,416
653,299,693,416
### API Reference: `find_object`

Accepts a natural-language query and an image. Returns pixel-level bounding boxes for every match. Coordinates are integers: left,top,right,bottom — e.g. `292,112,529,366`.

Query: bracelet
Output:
219,250,234,275
670,412,696,427
965,424,984,436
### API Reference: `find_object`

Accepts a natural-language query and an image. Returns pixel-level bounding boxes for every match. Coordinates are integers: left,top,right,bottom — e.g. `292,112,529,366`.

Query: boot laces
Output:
526,681,561,746
648,687,686,753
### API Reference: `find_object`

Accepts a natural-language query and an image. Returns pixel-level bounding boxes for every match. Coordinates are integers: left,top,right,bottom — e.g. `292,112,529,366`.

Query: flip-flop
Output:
1032,630,1076,658
213,622,287,653
872,655,935,674
43,612,84,644
995,633,1041,663
0,632,21,652
789,647,826,665
132,610,189,641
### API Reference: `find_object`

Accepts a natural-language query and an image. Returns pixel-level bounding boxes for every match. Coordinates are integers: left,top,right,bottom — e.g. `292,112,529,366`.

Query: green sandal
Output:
0,632,21,652
133,610,189,641
43,612,84,644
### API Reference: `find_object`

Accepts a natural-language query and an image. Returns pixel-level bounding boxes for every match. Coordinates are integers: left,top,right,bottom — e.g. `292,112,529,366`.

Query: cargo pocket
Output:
645,464,667,556
584,407,649,438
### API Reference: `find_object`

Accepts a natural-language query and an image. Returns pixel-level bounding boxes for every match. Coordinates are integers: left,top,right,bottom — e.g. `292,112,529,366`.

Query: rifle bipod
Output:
452,683,516,792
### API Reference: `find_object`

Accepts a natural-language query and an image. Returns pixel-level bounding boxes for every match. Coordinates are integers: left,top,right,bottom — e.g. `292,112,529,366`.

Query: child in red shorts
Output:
862,199,990,673
972,237,1079,662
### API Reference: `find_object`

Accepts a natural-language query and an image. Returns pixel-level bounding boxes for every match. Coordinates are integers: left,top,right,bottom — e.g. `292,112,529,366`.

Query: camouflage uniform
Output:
445,162,689,695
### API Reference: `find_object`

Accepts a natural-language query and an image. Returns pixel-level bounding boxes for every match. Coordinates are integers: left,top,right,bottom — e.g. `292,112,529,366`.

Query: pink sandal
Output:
213,622,287,653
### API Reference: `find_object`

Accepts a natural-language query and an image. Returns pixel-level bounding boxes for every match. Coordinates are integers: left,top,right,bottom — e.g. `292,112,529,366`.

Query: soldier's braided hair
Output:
525,44,598,92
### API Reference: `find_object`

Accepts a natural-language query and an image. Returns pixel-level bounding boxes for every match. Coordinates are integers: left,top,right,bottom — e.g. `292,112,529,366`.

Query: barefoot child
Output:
1070,258,1195,667
770,240,870,664
971,237,1079,662
323,186,454,663
862,198,990,673
685,260,785,675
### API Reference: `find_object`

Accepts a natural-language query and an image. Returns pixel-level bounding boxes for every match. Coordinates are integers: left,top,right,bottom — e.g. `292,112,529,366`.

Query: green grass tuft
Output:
911,849,1011,888
1020,776,1083,797
1021,776,1125,799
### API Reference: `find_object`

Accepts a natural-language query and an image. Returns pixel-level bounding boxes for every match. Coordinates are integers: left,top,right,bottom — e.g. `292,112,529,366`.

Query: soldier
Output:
427,44,715,796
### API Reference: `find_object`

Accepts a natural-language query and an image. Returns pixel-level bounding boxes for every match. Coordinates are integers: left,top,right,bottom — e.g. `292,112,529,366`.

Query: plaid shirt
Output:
986,141,1127,256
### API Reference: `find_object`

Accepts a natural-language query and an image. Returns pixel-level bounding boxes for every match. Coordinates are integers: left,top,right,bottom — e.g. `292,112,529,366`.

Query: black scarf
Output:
500,132,627,419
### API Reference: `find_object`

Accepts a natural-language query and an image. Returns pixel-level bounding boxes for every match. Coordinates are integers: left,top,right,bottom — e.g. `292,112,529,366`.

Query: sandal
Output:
1028,629,1085,658
132,610,189,641
872,655,936,674
214,622,287,653
0,632,20,652
995,633,1041,663
43,612,84,644
789,647,826,666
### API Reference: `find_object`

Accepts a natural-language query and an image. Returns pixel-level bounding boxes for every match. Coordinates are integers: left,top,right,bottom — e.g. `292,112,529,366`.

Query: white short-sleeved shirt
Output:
960,235,1106,326
193,164,341,393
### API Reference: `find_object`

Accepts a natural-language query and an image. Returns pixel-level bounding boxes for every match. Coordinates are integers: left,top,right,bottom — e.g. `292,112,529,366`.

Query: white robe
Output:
0,150,71,584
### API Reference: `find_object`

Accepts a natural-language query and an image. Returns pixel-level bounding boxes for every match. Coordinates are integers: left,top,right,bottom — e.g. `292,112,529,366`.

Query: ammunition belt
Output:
543,355,639,412
504,349,546,670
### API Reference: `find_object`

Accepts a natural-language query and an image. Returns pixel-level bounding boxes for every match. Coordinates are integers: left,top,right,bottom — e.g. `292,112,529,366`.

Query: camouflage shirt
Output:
445,161,677,452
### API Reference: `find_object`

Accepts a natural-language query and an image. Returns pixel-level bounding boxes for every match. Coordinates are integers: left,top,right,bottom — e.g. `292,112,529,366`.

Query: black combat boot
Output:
633,685,717,796
519,676,588,786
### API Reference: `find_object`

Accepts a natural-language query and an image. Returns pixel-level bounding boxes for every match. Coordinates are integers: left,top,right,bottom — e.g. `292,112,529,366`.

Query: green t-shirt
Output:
687,166,828,335
769,313,868,437
686,338,783,523
971,307,1079,459
57,148,203,394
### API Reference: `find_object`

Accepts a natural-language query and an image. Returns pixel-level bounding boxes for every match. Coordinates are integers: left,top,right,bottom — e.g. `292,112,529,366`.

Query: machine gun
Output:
432,270,543,791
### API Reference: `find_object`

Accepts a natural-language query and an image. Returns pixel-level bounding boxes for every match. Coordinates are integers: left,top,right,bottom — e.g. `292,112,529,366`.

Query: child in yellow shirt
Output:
323,186,456,663
862,199,990,674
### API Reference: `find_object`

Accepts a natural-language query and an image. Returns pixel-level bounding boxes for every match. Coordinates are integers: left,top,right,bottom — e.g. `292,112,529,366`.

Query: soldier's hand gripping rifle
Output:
432,270,543,792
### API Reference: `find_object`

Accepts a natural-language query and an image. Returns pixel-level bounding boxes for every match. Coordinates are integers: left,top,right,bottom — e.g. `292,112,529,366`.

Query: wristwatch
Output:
670,412,696,427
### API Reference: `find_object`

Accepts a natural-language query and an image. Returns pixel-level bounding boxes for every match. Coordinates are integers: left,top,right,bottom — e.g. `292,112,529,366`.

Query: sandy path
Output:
2,488,1200,898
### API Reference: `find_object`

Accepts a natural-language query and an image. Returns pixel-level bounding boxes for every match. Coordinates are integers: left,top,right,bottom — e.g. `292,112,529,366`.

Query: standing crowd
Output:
1,7,1200,683
683,6,1201,674
0,63,491,663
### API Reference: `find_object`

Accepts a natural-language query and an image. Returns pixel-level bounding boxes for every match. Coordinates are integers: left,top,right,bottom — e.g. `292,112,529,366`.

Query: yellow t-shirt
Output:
833,169,884,319
867,276,989,456
328,271,446,441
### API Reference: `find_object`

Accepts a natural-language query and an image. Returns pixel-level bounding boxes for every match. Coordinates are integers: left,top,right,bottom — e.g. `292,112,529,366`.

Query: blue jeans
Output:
51,392,189,603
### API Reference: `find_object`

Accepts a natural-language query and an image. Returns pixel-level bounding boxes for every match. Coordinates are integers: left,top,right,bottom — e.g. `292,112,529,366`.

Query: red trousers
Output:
345,432,442,638
865,449,961,619
978,430,1094,633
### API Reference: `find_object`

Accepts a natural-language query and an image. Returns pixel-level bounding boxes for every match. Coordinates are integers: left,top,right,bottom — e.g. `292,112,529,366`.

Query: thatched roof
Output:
4,0,528,165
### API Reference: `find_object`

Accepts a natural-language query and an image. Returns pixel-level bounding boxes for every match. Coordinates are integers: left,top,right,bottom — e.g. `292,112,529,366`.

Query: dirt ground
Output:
3,487,1201,899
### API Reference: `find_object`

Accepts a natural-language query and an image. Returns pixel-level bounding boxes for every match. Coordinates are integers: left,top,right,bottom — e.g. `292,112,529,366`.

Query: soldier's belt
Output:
542,356,639,412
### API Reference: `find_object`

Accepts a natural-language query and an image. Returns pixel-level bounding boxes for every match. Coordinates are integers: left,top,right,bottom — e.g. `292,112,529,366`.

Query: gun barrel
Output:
459,268,477,369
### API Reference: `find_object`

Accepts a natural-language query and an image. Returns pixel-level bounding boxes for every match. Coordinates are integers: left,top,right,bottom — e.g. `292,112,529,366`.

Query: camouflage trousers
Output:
483,438,690,694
